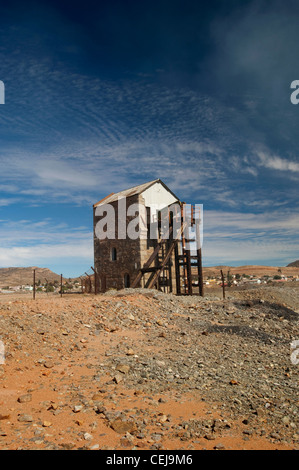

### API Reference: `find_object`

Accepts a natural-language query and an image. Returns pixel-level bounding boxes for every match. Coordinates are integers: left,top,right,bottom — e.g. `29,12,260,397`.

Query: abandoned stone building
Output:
93,179,203,296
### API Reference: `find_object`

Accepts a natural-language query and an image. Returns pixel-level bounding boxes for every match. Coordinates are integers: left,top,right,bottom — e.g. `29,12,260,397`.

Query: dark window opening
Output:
124,273,130,288
111,247,117,261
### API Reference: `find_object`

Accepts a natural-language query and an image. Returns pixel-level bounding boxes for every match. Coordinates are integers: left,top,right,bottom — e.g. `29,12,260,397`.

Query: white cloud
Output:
201,208,299,266
257,151,299,173
203,237,298,266
204,209,299,234
0,41,297,272
0,218,93,275
0,218,91,244
0,242,92,263
0,198,21,206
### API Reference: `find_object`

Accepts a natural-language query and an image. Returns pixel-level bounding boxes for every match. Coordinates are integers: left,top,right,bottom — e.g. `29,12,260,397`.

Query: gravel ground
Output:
0,284,298,450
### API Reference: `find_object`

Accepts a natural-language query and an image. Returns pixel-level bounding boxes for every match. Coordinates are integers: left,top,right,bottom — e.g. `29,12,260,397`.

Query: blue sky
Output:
0,0,298,277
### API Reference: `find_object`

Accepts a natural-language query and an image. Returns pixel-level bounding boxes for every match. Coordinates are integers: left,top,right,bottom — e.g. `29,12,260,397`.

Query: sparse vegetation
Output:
45,285,55,293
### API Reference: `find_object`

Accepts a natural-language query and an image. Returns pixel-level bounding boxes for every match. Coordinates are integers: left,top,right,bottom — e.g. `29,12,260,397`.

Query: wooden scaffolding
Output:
132,203,204,296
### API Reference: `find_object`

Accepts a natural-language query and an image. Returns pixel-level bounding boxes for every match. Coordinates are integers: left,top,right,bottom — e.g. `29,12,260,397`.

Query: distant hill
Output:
202,265,299,278
1,264,298,288
287,260,299,268
0,267,63,287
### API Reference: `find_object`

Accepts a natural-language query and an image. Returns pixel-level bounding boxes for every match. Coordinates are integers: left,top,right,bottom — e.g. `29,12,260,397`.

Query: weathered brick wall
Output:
94,194,178,293
93,194,143,290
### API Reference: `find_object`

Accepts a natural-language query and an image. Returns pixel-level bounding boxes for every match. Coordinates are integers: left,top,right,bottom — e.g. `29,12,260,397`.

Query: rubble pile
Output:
0,285,298,450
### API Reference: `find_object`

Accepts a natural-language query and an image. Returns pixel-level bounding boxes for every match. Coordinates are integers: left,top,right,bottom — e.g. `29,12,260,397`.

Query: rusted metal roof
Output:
93,179,180,207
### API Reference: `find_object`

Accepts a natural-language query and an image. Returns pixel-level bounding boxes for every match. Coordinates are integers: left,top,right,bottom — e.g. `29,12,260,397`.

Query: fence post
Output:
85,272,92,293
220,269,225,300
33,269,36,300
91,267,98,295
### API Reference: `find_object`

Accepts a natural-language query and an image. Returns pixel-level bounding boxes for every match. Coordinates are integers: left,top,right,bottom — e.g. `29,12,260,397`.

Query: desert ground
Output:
0,283,298,450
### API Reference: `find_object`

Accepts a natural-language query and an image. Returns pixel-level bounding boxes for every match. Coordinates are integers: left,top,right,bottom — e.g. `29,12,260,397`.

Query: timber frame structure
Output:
91,180,203,296
131,202,204,296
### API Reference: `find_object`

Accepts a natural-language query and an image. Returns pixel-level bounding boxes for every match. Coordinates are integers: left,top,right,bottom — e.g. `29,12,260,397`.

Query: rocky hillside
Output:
287,260,299,268
0,267,62,287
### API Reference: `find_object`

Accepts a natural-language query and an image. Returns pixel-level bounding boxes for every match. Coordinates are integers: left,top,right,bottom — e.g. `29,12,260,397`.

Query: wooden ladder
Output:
131,226,174,289
132,203,203,296
174,204,204,296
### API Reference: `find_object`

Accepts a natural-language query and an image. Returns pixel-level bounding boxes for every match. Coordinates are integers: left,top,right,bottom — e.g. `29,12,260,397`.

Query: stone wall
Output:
93,194,142,290
93,194,178,293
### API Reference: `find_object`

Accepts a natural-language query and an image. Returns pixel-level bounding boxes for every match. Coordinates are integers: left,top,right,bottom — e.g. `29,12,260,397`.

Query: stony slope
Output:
0,284,298,450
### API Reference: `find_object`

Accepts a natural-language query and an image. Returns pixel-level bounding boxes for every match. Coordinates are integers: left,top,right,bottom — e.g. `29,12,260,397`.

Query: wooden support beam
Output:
131,227,173,288
185,249,193,295
146,220,187,290
174,241,181,295
147,240,177,289
195,217,204,297
141,266,162,273
197,249,204,296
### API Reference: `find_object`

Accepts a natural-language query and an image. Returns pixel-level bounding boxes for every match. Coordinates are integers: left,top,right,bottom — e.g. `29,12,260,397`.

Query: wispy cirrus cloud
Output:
0,218,91,246
0,0,298,275
203,237,298,266
257,151,299,173
204,209,299,236
202,208,299,266
0,198,21,207
0,218,93,275
0,44,295,212
0,243,93,276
